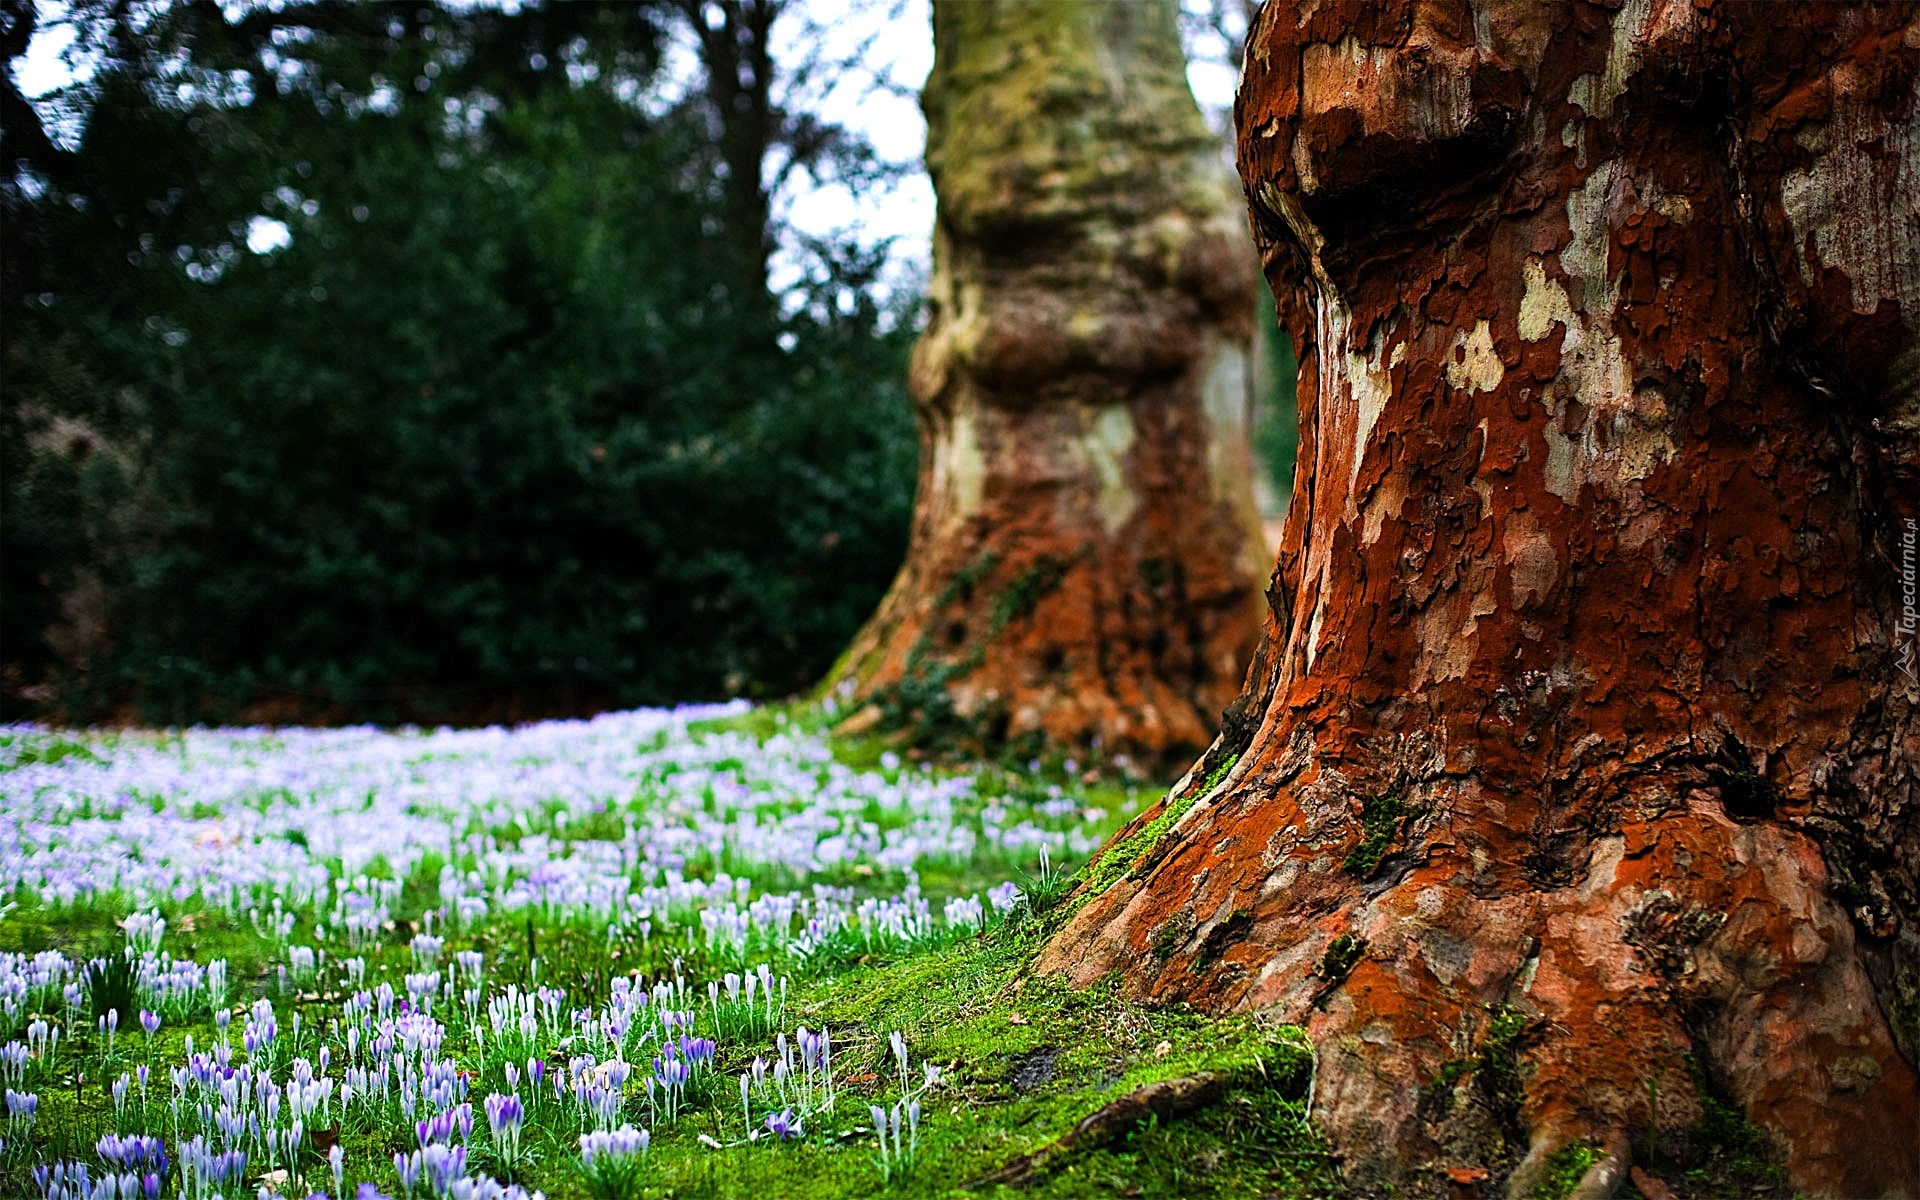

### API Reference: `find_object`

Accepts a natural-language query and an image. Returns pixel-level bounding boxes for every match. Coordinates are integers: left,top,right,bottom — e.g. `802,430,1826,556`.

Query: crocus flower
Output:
764,1107,802,1141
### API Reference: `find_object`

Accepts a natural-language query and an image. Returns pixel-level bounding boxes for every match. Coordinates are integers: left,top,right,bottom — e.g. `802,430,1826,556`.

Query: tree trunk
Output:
1041,2,1920,1195
673,0,781,326
832,0,1266,767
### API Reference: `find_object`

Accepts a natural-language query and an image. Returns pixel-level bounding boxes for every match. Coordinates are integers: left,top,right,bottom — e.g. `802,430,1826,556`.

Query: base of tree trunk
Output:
1041,744,1919,1196
828,347,1268,768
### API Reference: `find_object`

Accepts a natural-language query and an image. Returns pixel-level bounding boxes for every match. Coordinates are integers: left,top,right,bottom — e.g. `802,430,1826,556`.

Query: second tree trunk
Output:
833,0,1267,767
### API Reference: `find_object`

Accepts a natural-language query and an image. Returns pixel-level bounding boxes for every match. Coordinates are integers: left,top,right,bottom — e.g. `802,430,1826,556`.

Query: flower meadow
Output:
0,704,1144,1199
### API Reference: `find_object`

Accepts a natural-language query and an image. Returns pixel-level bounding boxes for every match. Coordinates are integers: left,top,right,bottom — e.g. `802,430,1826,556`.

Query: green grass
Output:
0,906,1337,1199
0,712,1808,1200
0,731,103,770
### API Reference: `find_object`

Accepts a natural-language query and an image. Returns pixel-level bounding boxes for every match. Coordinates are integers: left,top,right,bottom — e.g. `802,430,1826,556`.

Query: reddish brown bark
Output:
829,0,1266,767
1041,2,1920,1195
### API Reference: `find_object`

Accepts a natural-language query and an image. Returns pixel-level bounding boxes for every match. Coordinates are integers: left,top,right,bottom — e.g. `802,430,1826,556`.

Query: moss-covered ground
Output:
619,926,1336,1199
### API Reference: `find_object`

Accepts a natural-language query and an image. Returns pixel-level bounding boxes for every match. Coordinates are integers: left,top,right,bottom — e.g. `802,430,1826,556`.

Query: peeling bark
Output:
1040,2,1920,1195
830,0,1266,766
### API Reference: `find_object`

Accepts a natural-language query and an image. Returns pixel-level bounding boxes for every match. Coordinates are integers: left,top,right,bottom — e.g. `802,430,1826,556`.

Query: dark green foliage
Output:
1251,286,1298,504
84,952,136,1027
2,0,916,722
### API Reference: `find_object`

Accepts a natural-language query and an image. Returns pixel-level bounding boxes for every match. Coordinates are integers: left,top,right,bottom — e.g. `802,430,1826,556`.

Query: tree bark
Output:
672,0,781,325
1040,2,1920,1195
832,0,1266,767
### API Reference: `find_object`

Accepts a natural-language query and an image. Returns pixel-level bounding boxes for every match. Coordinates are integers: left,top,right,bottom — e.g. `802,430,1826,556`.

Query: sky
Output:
10,0,1243,300
10,3,83,113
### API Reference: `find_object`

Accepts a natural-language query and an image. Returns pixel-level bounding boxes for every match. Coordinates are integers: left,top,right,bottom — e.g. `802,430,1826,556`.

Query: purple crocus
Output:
484,1091,524,1138
764,1107,803,1141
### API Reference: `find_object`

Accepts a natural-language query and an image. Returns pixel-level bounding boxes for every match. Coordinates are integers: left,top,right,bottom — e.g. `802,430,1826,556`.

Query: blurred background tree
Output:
1,0,920,723
827,0,1268,767
1178,0,1296,540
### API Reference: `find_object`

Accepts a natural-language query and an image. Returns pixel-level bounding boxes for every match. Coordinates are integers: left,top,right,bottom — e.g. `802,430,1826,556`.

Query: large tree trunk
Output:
830,0,1266,767
1041,2,1920,1195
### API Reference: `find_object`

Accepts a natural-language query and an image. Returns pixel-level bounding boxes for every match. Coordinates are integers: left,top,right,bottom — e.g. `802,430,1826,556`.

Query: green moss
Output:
1418,1056,1472,1115
756,928,1335,1199
860,554,1076,759
1416,1004,1532,1131
926,0,1221,230
1663,1058,1790,1200
869,659,981,753
1340,794,1403,877
1149,914,1190,964
985,556,1069,639
1317,935,1365,989
1196,752,1240,798
1527,1143,1601,1200
933,550,1002,610
1475,1004,1532,1147
1192,909,1253,974
1083,753,1237,894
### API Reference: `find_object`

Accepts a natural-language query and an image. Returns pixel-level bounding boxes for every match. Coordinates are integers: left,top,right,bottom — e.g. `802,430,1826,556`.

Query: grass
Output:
0,714,1808,1200
0,901,1337,1199
3,709,1281,1200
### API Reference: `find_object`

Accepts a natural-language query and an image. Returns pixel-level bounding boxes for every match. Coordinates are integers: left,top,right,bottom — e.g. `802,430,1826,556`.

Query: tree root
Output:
962,1071,1225,1190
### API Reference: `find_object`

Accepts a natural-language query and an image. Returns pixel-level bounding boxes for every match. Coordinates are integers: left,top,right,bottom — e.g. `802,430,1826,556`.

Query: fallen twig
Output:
963,1071,1225,1190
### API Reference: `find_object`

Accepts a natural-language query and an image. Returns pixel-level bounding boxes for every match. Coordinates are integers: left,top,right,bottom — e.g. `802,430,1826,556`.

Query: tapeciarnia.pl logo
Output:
1900,517,1917,684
